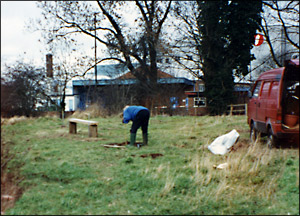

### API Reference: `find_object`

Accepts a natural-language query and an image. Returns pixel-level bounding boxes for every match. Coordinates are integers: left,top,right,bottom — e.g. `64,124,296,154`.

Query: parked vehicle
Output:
247,59,299,148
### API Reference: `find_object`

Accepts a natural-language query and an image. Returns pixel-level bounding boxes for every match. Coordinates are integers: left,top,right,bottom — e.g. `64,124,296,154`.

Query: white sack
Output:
208,129,239,155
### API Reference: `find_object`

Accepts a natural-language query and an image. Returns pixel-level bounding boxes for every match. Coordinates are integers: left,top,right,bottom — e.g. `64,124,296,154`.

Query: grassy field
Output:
1,114,299,215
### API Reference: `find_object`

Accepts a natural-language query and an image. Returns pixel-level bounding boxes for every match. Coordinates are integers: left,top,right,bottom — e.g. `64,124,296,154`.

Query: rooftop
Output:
73,77,195,87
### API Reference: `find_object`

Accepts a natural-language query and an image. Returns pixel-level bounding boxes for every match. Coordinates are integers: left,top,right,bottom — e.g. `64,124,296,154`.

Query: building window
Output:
194,97,206,107
199,84,205,92
69,99,74,111
170,97,179,109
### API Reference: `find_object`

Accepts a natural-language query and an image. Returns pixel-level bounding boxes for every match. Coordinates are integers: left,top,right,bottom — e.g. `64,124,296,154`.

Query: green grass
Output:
2,115,299,215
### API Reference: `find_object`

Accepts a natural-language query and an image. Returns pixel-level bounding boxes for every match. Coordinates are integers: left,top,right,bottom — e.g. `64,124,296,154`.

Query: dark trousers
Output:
130,109,150,134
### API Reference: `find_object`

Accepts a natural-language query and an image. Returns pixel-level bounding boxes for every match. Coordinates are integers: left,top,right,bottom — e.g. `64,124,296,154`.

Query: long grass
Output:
1,115,299,215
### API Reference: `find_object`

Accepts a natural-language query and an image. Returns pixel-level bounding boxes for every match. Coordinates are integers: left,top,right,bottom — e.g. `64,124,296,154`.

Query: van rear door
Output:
281,62,299,129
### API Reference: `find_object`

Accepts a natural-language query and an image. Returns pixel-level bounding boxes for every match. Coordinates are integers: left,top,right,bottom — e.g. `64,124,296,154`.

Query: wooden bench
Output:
68,118,98,137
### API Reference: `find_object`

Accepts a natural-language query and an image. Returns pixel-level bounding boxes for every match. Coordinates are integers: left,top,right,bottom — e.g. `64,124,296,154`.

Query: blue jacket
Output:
123,106,148,124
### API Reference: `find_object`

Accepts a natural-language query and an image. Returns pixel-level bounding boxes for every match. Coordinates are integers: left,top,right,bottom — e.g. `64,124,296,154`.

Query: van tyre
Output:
267,128,278,149
250,123,259,143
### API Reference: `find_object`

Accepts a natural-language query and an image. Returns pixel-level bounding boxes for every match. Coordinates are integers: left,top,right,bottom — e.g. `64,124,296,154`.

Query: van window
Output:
252,81,262,98
261,82,271,98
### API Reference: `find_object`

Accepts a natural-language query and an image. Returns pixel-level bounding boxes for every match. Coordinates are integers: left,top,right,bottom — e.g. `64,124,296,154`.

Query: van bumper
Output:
273,124,299,139
276,132,299,139
276,131,299,146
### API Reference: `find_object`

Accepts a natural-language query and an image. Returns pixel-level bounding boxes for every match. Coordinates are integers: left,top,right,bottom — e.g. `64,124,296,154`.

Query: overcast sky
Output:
2,1,296,80
1,1,116,74
0,0,262,80
1,1,47,71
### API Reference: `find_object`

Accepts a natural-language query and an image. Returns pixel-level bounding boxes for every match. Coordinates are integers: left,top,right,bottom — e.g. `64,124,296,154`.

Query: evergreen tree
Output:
197,1,262,115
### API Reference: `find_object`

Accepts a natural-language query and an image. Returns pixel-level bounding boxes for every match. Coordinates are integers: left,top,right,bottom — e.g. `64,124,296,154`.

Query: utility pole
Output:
280,25,287,65
94,13,97,87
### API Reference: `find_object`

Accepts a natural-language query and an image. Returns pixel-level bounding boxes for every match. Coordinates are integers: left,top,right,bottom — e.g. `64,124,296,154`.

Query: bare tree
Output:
41,34,93,117
1,62,49,117
33,1,173,105
170,1,203,80
260,1,299,67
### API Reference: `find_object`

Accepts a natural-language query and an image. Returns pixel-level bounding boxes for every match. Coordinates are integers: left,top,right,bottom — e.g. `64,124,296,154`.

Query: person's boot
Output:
142,133,148,146
127,133,136,148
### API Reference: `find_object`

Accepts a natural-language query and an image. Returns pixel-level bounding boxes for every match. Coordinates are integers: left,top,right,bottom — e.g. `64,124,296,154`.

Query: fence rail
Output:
227,104,247,115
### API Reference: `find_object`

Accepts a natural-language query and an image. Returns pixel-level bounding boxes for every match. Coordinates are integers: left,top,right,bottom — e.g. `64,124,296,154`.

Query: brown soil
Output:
230,139,250,152
1,172,23,214
1,140,23,214
104,142,164,159
140,153,163,159
131,153,164,159
104,141,143,147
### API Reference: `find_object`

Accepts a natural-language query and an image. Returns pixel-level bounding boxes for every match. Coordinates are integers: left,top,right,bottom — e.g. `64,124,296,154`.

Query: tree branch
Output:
55,14,114,48
156,0,172,37
73,57,126,79
260,17,282,67
274,1,299,49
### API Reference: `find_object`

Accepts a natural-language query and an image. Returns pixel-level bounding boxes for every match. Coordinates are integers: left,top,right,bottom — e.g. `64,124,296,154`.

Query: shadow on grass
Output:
260,137,299,149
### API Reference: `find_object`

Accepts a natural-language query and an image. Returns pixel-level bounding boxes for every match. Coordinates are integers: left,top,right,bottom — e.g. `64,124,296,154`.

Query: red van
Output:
247,59,299,148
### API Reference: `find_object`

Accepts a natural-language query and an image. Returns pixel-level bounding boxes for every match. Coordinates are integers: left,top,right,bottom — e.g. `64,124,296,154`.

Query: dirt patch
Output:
141,153,163,159
103,141,143,148
103,142,163,159
230,139,250,152
131,153,164,159
1,140,24,214
1,172,23,214
175,143,188,148
103,142,164,159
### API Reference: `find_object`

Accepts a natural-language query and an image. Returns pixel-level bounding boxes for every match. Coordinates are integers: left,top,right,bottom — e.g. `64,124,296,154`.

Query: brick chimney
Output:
46,53,53,77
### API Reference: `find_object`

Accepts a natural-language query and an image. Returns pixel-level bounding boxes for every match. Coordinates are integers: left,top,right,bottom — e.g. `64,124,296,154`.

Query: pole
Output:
249,56,252,82
249,48,252,82
94,13,97,87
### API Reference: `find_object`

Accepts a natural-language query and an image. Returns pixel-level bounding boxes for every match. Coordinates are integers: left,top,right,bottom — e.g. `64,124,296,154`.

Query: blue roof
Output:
94,63,138,78
73,77,194,87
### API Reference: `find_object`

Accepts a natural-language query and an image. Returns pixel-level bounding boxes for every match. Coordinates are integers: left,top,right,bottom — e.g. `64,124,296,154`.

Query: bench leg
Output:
89,125,98,137
69,122,77,134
